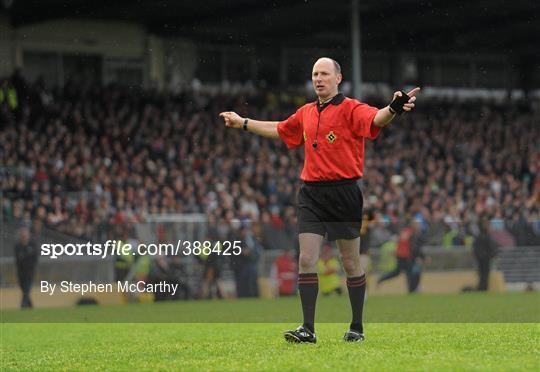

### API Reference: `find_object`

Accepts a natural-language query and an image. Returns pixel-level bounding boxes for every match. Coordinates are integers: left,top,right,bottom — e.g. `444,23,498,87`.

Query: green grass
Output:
2,323,538,371
1,293,539,371
2,292,539,323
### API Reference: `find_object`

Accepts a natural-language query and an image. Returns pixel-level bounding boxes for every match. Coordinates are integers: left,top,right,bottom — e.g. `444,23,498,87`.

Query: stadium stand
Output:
2,74,538,246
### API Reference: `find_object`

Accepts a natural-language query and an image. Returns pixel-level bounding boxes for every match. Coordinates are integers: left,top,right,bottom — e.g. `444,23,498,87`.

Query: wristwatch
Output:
243,118,249,131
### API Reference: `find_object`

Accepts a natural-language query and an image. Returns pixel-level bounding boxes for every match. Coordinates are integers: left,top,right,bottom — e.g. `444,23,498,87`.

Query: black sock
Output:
298,273,318,333
347,274,367,333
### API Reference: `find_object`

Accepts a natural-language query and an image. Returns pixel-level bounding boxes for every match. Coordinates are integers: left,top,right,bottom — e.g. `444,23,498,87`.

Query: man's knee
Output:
341,254,361,275
298,252,318,272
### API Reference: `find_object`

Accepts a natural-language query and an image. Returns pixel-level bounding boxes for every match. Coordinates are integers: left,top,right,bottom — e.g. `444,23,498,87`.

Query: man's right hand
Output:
219,113,281,139
219,111,244,129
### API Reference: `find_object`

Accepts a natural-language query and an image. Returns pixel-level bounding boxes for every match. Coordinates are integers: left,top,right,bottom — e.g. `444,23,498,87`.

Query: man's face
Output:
312,58,342,99
19,228,30,243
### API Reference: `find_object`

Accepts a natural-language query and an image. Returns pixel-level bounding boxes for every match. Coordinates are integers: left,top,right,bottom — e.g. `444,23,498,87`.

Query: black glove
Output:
389,91,410,115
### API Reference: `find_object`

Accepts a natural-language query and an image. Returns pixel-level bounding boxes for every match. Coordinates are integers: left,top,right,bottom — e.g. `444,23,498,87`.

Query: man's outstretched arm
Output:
219,111,280,139
373,87,420,128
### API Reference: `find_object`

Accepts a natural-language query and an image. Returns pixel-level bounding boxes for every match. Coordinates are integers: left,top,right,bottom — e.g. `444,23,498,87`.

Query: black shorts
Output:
297,178,363,241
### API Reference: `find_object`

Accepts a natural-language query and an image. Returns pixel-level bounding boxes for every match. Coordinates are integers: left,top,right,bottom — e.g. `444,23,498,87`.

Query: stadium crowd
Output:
1,73,539,257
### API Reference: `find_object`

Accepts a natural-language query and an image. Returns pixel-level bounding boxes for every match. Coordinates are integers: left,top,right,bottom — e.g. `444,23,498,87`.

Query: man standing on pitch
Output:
220,57,419,343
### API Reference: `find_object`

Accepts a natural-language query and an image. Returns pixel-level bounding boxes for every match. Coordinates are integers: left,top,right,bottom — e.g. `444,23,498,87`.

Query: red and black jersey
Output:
277,93,380,181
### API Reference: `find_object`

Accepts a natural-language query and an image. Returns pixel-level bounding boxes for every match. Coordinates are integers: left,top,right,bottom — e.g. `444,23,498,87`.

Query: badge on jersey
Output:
326,131,337,144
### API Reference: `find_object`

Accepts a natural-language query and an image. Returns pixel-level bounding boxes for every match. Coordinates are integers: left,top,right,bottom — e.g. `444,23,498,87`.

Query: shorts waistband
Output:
302,178,360,187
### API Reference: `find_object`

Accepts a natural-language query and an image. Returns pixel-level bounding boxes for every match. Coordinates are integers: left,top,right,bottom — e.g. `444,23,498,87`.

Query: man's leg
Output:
478,259,489,291
406,260,417,293
248,264,259,297
237,267,250,298
412,271,421,292
359,254,371,301
377,258,403,284
359,254,370,275
337,238,366,335
297,233,324,333
21,276,32,308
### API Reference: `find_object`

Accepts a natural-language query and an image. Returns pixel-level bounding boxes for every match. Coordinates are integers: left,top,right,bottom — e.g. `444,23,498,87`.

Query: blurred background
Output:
1,0,539,309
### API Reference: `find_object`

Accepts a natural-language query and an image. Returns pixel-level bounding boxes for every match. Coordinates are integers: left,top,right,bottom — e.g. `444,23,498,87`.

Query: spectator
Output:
196,238,223,299
14,226,39,308
473,218,499,291
0,74,538,277
408,219,430,292
272,249,297,296
147,255,170,302
113,227,134,281
317,244,342,296
167,255,191,300
377,221,416,292
231,225,262,298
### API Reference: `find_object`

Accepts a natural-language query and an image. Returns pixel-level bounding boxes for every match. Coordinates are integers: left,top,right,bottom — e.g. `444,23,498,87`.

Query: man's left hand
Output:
401,87,420,112
390,87,420,114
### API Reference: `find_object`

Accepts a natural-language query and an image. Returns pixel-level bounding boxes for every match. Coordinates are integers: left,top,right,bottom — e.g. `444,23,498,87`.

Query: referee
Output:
220,57,419,343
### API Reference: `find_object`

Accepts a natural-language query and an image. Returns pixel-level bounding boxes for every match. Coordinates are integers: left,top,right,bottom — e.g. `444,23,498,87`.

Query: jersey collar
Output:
316,93,345,112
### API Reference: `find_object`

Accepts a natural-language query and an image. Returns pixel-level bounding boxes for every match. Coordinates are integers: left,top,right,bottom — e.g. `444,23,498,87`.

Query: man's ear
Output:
336,73,342,84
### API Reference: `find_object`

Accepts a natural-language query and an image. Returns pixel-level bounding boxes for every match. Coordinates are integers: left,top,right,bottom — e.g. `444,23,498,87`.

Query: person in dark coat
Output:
232,225,262,298
14,226,39,308
473,219,498,291
408,220,429,292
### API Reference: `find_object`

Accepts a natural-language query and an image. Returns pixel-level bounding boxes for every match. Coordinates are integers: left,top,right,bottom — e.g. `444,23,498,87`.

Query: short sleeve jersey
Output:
277,93,380,181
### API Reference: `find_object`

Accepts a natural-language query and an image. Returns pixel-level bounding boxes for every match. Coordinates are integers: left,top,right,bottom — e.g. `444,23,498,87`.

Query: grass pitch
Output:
2,293,539,371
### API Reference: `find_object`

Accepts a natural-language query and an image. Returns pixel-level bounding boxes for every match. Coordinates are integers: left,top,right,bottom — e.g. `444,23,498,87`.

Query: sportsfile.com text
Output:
40,240,243,259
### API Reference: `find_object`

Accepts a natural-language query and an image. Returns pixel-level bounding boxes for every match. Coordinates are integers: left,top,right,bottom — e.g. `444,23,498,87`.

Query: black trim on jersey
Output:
316,93,345,112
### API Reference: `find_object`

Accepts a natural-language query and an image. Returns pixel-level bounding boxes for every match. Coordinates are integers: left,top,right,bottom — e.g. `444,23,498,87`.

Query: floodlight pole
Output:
351,0,362,99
